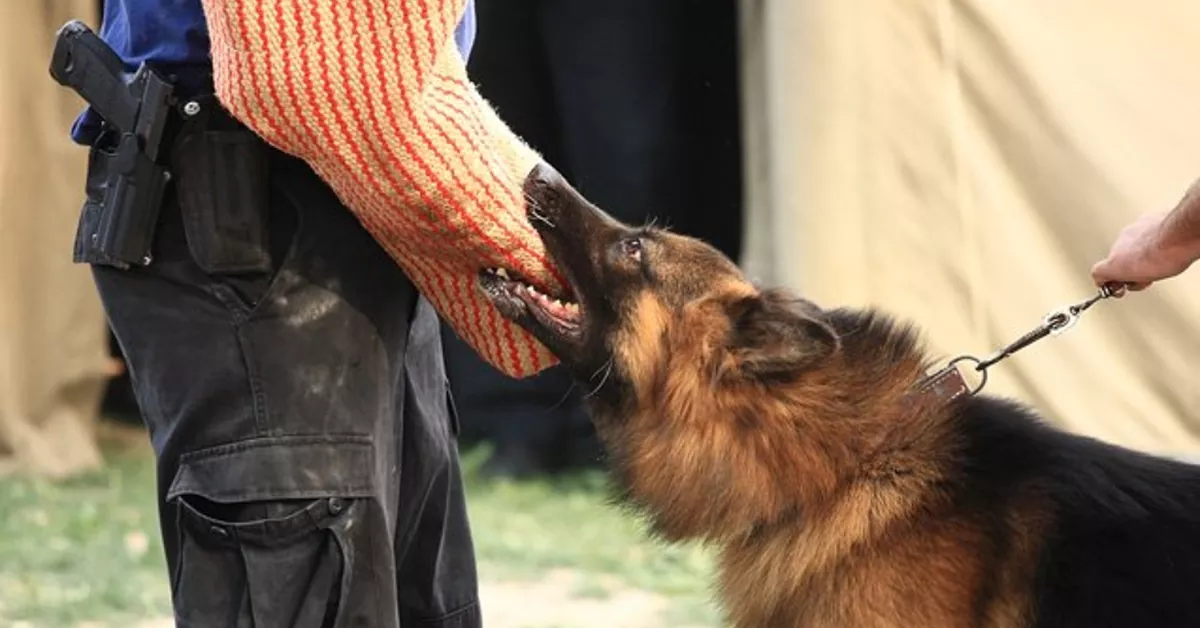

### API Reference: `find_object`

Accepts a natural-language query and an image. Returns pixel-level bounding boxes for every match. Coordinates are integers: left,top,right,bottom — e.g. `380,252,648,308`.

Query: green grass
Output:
0,449,170,627
460,446,722,625
0,438,721,627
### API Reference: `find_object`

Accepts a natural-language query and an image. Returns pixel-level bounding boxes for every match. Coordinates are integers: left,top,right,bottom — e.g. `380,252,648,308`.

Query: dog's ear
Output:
723,291,839,382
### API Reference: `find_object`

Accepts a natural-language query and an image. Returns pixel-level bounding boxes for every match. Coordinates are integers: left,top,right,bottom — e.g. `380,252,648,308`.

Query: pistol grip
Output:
49,20,138,132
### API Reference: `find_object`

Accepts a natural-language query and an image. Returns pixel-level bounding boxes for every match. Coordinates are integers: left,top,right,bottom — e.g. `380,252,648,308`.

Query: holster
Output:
74,129,171,268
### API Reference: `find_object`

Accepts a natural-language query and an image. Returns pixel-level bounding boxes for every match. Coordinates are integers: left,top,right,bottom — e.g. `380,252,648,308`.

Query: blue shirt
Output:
72,0,477,144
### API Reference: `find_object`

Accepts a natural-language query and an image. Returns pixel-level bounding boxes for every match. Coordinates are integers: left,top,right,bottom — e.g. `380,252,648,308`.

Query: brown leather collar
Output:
905,359,980,407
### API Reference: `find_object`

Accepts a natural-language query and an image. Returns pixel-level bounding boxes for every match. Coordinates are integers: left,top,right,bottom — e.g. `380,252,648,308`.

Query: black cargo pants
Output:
79,96,481,627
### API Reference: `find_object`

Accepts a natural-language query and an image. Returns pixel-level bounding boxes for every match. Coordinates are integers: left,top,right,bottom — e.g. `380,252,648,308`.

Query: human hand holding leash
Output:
1092,177,1200,292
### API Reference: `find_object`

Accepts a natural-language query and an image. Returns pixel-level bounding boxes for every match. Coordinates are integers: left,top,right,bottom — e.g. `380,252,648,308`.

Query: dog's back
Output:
808,309,1200,627
963,399,1200,627
710,390,1200,628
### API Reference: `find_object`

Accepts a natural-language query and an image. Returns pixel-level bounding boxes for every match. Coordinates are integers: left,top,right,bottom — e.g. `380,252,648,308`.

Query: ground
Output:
0,423,722,628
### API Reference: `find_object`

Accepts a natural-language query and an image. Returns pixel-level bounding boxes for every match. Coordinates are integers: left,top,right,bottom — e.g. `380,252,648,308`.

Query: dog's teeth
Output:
496,268,509,279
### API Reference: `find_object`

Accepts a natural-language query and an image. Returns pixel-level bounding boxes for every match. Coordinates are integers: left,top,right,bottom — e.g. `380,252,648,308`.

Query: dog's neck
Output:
725,307,968,551
817,306,965,492
608,305,963,549
718,307,965,532
702,310,972,626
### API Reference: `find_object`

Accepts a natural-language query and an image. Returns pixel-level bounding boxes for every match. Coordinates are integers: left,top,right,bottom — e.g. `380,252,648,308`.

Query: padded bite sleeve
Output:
200,0,564,377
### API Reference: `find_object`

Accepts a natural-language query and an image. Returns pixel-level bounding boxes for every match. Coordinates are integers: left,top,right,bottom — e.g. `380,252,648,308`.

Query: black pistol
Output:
49,19,175,268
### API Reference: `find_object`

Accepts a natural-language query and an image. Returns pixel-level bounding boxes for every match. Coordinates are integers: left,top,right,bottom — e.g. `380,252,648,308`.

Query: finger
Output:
1090,261,1114,286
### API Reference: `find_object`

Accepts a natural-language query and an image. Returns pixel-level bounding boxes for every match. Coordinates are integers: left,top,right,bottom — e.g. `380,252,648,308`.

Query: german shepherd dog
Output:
479,165,1200,628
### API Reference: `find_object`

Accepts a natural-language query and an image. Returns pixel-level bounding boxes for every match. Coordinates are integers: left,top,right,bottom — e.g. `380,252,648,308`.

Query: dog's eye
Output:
622,237,644,261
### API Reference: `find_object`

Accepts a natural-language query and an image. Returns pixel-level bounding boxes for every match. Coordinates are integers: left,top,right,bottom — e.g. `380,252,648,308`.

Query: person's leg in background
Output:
676,0,745,260
440,0,745,479
439,0,593,479
534,0,745,465
540,0,744,259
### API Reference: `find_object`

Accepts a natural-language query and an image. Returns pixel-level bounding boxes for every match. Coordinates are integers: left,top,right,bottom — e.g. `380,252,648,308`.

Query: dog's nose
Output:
525,162,566,193
522,162,569,226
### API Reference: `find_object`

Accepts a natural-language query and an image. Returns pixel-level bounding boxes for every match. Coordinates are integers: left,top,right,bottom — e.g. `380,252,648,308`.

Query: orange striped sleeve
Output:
199,0,562,377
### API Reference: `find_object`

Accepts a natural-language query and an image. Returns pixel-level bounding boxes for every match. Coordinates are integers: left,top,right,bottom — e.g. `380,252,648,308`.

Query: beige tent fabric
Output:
0,0,109,477
740,0,1200,454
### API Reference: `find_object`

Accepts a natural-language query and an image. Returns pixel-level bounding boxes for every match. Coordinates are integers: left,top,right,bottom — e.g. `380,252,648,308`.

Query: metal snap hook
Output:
1044,307,1079,336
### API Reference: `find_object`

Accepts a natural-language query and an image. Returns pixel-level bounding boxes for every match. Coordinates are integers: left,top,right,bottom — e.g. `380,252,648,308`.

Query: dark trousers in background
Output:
444,0,745,477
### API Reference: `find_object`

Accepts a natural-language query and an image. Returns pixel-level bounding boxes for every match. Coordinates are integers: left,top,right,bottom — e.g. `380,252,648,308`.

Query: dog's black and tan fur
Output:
479,165,1200,627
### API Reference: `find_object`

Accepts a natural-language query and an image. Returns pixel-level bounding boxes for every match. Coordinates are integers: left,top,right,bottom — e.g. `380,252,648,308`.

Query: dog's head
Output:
480,165,842,412
482,166,945,544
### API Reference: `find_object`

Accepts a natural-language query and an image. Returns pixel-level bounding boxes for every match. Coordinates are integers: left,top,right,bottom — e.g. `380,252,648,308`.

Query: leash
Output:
909,282,1128,406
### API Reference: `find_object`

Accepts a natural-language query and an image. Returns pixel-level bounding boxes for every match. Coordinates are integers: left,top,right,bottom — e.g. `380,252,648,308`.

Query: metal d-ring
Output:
946,354,989,396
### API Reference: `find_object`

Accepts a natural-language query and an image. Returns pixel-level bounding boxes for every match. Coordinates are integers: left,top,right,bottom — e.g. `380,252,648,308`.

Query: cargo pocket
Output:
166,435,375,628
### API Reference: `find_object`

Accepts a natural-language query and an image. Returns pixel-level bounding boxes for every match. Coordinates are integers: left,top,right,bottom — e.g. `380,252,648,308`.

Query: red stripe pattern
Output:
200,0,564,377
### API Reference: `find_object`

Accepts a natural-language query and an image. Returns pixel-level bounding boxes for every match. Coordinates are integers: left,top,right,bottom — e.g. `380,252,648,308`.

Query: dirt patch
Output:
73,569,696,628
480,568,675,628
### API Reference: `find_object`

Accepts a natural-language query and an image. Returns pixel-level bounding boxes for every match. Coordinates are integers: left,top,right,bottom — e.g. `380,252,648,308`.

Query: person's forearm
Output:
1154,178,1200,262
199,0,561,378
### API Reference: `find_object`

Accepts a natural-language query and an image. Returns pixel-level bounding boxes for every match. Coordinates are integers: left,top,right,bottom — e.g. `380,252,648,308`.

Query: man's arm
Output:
1092,178,1200,291
198,0,561,378
1151,179,1200,257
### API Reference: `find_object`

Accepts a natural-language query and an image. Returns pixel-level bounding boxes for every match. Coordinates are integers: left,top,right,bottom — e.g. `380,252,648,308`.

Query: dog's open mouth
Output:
479,267,585,342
